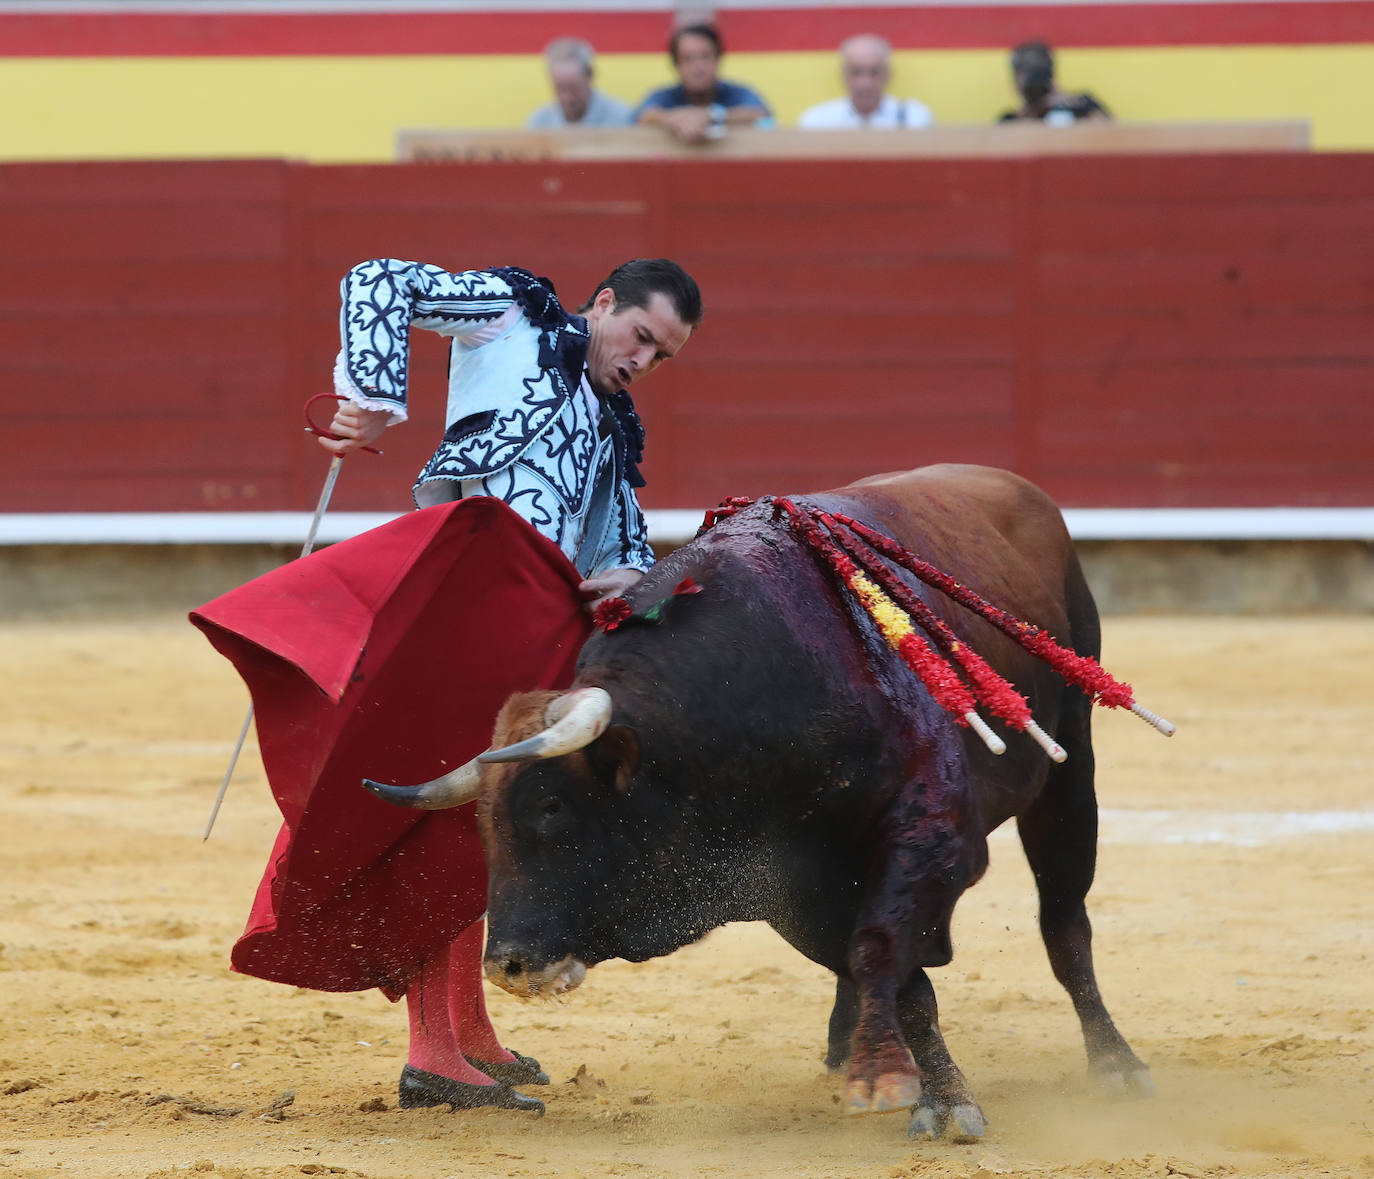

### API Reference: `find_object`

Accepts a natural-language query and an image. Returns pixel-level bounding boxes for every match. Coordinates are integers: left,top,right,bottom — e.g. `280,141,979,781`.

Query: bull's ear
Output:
588,724,640,793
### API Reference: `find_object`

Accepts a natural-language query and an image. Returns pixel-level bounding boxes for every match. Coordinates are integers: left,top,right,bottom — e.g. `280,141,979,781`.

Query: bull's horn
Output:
362,756,483,810
478,687,613,763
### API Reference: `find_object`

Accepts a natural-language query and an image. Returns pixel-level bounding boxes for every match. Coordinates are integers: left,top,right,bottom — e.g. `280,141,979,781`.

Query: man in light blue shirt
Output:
527,37,633,129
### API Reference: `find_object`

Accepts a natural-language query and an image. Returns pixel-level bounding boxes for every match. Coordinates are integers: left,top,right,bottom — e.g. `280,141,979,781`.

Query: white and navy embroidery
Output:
340,260,516,410
418,366,572,480
336,258,653,575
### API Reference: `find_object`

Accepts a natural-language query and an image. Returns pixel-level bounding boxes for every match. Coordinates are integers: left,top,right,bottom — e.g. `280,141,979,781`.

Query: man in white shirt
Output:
798,34,934,130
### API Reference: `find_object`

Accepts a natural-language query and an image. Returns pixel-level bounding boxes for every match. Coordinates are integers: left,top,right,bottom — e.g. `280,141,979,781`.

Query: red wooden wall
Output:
2,153,1371,517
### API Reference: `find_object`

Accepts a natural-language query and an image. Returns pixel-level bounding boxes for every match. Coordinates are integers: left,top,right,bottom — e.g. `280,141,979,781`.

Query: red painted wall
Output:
5,4,1374,53
3,153,1371,516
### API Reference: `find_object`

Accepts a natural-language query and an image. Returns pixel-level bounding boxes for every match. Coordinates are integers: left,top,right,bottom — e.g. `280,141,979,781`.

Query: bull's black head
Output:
477,691,738,1000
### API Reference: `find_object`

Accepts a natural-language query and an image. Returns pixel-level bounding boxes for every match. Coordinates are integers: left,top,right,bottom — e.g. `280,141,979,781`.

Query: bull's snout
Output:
484,943,588,1000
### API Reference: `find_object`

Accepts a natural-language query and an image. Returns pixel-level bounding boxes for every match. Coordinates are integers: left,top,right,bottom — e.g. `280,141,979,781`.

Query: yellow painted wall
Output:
3,45,1371,162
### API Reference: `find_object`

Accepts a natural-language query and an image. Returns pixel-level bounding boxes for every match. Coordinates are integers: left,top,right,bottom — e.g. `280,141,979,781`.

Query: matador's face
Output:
584,289,692,396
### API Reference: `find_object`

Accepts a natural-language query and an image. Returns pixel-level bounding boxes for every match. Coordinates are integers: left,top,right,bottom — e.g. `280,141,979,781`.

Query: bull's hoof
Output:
1096,1065,1155,1100
948,1101,987,1141
1124,1068,1156,1098
907,1104,941,1139
823,1048,850,1074
907,1099,986,1141
843,1071,922,1115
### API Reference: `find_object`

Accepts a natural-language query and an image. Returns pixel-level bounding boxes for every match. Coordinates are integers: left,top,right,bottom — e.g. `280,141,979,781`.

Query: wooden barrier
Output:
396,122,1311,163
1,148,1370,520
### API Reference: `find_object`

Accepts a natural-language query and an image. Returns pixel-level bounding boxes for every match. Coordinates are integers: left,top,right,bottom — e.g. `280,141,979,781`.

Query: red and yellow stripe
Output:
2,3,1371,158
4,4,1373,54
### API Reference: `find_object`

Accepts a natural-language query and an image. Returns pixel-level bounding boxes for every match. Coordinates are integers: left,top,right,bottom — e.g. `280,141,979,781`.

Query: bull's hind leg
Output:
1017,690,1153,1096
824,976,858,1072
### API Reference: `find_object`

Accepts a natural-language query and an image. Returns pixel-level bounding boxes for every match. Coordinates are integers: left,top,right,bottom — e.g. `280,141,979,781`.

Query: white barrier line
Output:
6,0,1337,13
1,507,1373,547
989,809,1374,847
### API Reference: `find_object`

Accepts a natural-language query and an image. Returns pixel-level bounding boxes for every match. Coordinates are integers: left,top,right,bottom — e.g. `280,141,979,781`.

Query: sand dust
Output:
2,614,1372,1179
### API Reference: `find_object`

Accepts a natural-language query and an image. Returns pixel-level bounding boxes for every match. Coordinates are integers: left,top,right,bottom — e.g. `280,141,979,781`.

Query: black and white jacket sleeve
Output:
332,259,520,423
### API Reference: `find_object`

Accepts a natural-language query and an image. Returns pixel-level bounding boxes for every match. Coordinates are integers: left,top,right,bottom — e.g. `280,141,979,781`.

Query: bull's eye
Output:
541,797,564,819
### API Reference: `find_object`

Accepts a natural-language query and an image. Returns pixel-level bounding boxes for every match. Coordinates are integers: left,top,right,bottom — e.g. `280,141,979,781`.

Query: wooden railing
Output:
396,121,1310,162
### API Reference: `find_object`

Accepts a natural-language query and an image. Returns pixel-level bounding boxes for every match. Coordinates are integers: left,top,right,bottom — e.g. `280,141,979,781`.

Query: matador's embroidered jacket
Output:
333,259,655,576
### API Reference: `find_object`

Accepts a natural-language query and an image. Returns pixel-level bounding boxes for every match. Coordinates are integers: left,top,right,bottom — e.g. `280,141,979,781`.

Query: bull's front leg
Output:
842,783,985,1122
898,968,987,1141
843,922,923,1114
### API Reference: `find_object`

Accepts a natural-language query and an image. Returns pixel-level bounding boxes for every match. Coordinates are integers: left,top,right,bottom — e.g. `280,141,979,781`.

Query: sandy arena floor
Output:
1,614,1371,1179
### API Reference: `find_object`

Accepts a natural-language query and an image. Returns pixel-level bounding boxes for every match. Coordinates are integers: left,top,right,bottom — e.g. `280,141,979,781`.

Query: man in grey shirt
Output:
527,37,634,128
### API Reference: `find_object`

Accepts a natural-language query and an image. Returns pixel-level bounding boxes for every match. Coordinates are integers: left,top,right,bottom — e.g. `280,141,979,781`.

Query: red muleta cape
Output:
190,498,591,996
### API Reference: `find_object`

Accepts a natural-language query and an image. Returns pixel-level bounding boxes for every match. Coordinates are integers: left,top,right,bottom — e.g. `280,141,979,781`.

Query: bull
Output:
366,464,1157,1140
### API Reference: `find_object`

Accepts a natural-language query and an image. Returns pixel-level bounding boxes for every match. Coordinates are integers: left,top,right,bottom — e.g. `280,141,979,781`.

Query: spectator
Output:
798,34,934,129
998,41,1110,125
635,22,772,144
527,36,634,128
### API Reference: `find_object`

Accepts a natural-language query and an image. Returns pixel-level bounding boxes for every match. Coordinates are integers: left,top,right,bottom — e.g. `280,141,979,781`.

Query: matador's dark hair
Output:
582,259,703,327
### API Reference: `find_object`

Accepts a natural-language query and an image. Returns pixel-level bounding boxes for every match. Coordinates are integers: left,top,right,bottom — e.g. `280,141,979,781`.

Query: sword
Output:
202,394,380,840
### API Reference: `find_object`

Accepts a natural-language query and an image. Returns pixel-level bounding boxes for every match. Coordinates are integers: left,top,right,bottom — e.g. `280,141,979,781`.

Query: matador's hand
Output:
317,401,391,456
578,568,645,611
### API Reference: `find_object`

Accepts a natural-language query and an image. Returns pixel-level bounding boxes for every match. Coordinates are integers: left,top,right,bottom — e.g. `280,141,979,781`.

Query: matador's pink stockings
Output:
405,920,518,1082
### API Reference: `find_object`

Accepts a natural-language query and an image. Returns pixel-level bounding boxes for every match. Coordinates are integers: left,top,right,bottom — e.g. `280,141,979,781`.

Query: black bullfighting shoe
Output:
397,1064,545,1114
463,1050,550,1086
